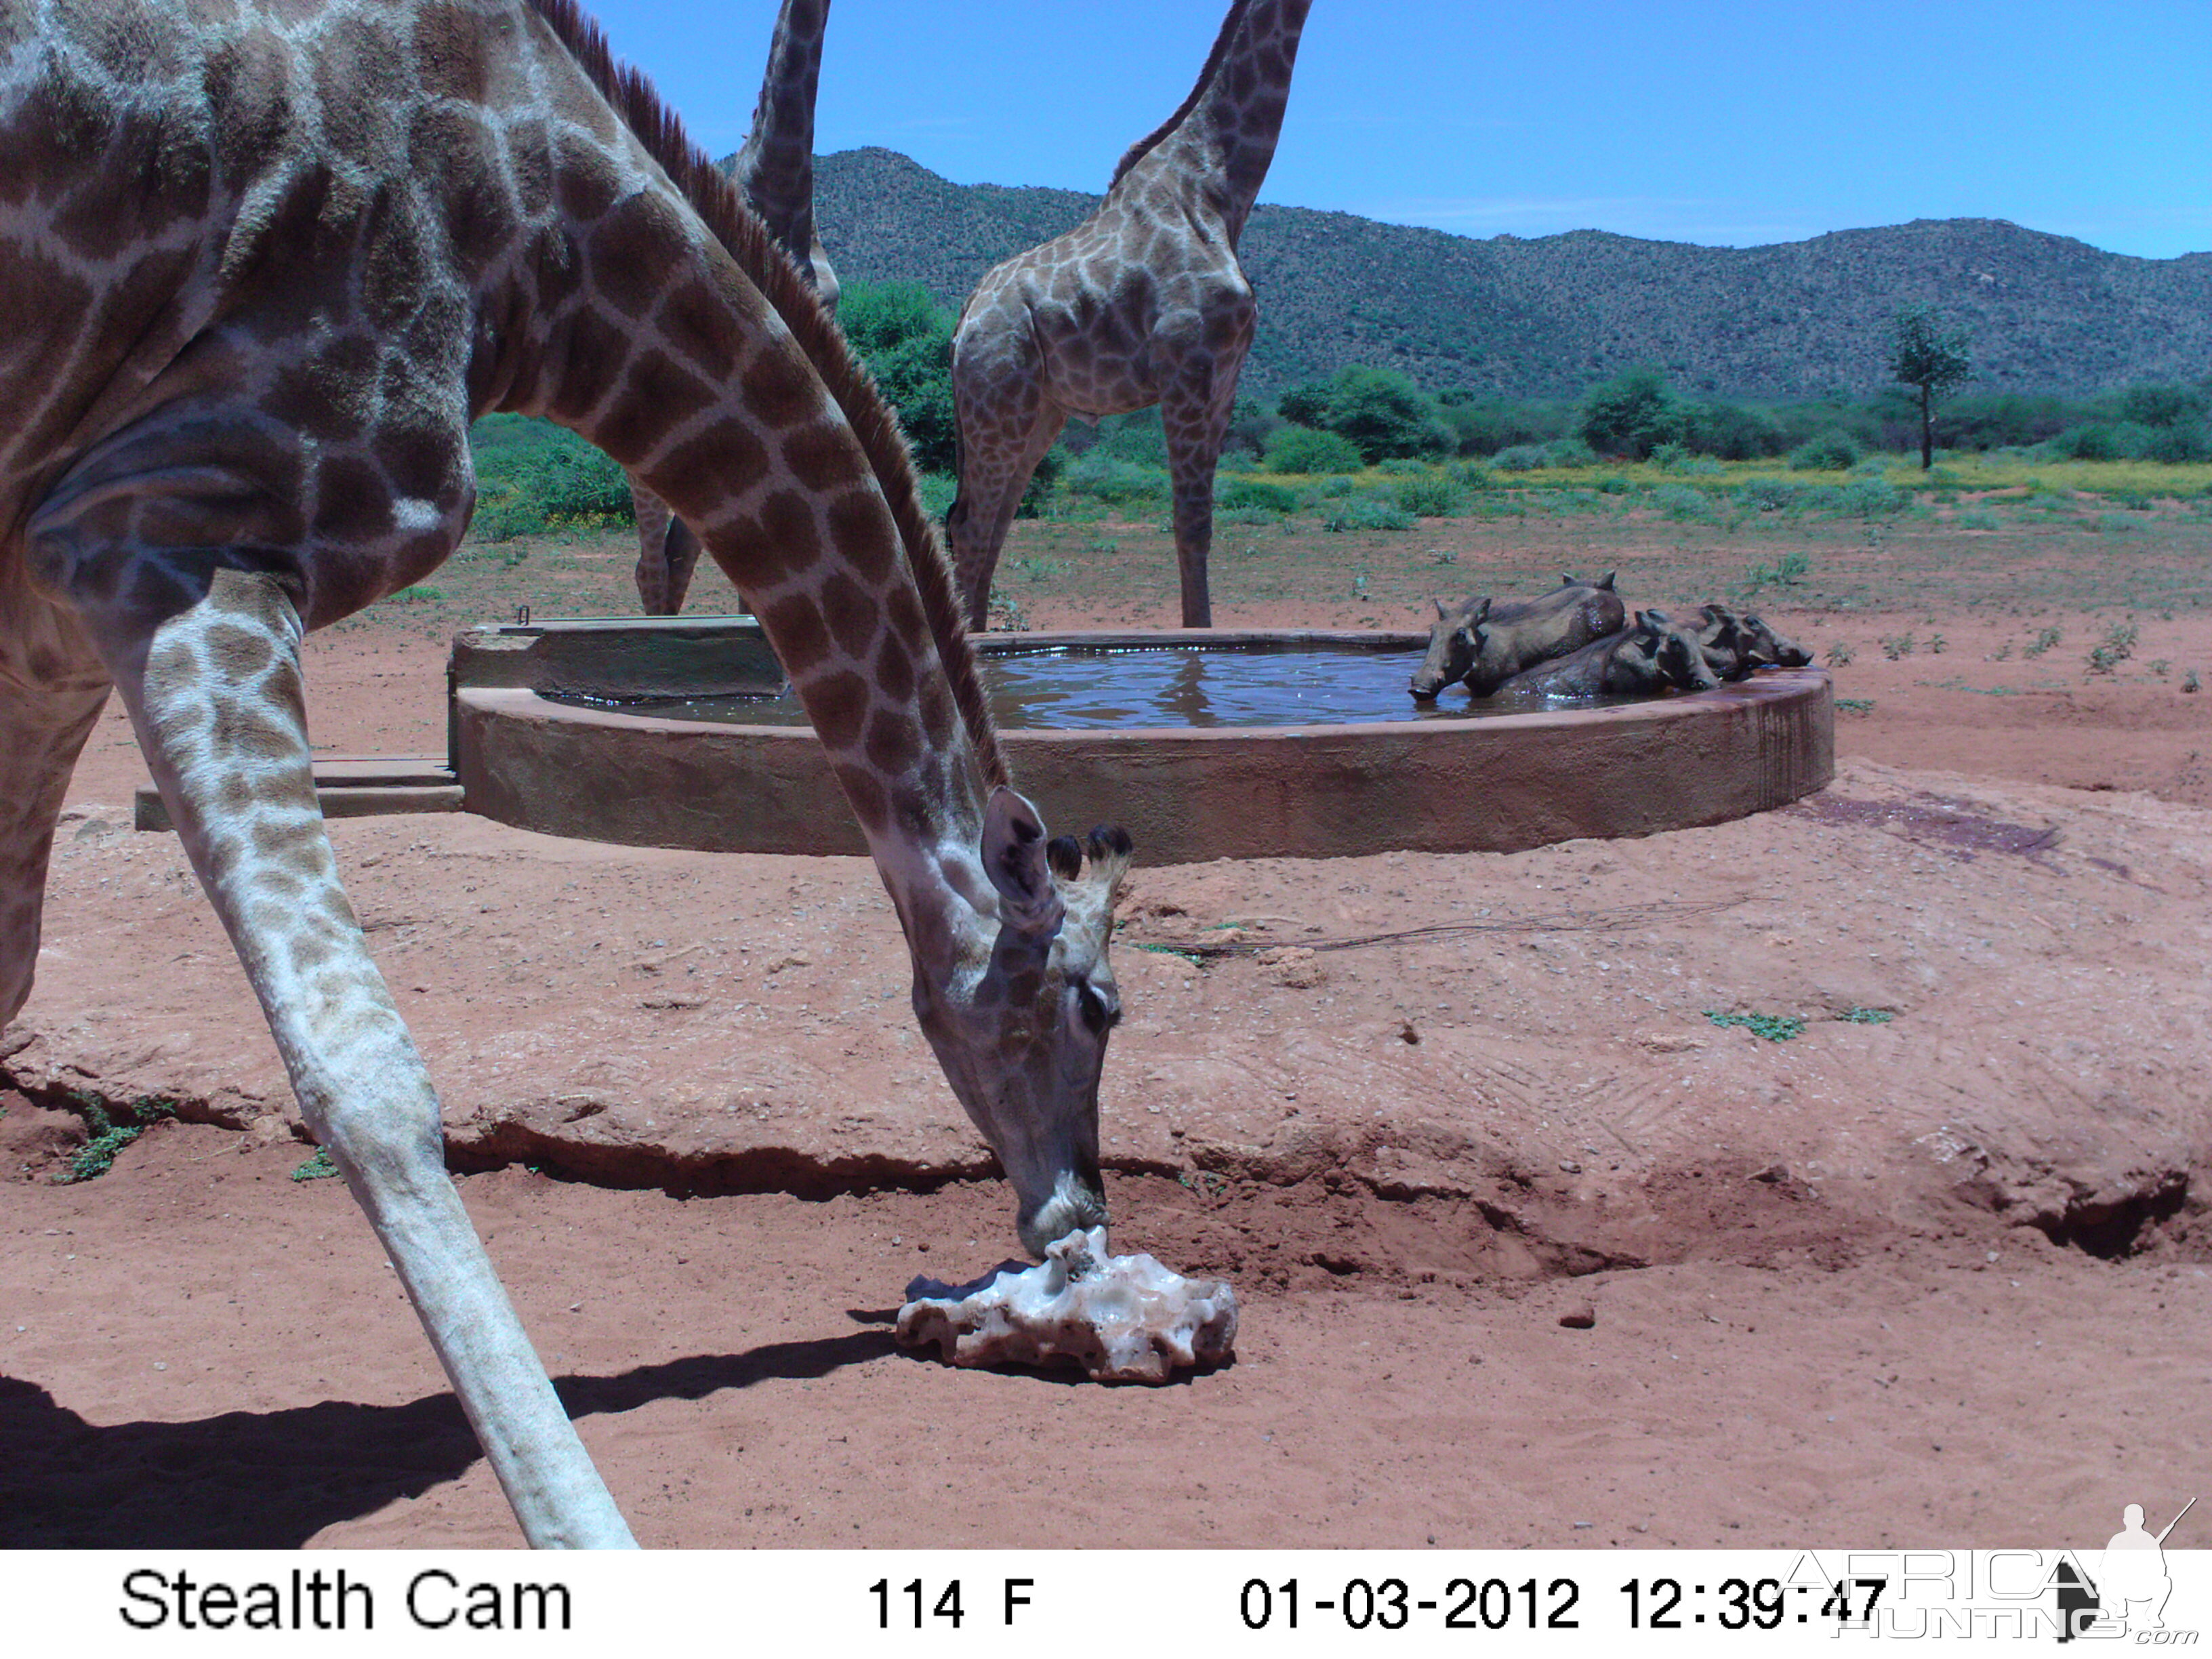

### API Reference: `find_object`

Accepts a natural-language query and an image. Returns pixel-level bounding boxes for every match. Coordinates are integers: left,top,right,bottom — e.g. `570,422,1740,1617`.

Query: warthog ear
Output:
983,786,1065,939
1596,571,1617,591
1433,596,1452,619
1645,608,1674,627
1469,596,1492,625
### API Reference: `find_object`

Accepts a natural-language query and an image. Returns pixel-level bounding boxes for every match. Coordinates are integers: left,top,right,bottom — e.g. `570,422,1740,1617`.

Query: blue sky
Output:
581,1,2212,260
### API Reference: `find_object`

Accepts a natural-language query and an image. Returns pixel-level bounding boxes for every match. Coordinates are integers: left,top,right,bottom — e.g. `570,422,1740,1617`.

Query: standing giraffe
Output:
630,0,838,616
948,0,1312,630
0,0,1131,1548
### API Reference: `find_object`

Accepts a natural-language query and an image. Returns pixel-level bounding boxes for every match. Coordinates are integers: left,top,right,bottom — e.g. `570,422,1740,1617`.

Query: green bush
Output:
1835,478,1904,516
1545,436,1599,468
1738,477,1798,512
1064,453,1170,505
1275,365,1452,462
1018,445,1067,517
840,279,958,472
1217,478,1299,514
1580,367,1679,459
1492,443,1550,472
468,415,634,542
1092,407,1169,466
1653,483,1715,521
1394,472,1462,516
1322,493,1416,533
1788,430,1862,471
1263,425,1365,474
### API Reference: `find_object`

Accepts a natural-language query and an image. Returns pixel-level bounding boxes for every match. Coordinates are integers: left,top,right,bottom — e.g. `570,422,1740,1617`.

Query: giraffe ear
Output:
982,786,1065,939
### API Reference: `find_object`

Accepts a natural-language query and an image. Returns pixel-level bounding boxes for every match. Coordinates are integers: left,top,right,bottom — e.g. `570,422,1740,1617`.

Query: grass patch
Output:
56,1094,177,1184
1706,1010,1805,1042
291,1147,342,1183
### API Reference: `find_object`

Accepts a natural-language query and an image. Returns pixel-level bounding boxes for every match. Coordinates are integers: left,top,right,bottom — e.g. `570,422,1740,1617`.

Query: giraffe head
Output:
913,788,1133,1257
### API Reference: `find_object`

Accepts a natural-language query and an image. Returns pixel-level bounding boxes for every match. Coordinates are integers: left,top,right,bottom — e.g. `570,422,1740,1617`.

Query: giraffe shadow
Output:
0,1330,896,1548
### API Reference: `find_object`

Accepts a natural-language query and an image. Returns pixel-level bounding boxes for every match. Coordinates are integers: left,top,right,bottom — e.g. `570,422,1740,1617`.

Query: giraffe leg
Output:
659,514,708,614
631,481,714,617
630,480,679,615
89,566,634,1548
1162,371,1242,629
0,630,111,1026
947,401,1065,632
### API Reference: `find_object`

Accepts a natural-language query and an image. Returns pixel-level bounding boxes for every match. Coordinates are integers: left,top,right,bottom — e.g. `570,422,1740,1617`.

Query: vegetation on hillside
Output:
812,148,2212,400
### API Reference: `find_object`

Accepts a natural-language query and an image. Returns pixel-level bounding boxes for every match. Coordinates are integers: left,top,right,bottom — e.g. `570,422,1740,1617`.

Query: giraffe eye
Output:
1074,981,1118,1035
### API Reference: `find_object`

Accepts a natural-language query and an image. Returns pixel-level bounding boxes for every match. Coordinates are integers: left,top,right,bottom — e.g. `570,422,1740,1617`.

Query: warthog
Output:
1408,572,1624,699
1496,609,1721,698
1696,604,1815,678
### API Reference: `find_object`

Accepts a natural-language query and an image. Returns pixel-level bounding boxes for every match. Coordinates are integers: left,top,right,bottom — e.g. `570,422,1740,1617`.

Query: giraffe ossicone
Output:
948,0,1313,632
0,0,1130,1549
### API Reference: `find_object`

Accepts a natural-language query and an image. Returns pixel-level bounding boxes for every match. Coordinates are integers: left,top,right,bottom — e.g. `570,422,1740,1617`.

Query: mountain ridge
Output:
808,147,2212,401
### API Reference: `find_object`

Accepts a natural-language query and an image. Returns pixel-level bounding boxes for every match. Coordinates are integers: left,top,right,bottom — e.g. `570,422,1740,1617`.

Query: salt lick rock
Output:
896,1227,1240,1383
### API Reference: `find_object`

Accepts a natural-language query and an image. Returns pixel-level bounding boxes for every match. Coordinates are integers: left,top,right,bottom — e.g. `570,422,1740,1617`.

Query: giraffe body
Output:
631,0,836,617
948,0,1311,630
0,0,1128,1548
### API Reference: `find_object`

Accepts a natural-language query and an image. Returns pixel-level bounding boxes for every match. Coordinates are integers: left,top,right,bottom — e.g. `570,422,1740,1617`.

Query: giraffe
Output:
630,0,838,617
0,0,1132,1549
947,0,1312,631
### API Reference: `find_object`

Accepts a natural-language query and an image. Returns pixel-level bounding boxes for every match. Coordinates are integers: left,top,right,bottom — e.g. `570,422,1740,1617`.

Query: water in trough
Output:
544,642,1651,730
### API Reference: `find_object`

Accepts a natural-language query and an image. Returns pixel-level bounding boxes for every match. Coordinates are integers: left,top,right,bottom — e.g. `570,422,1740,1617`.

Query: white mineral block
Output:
895,1227,1238,1384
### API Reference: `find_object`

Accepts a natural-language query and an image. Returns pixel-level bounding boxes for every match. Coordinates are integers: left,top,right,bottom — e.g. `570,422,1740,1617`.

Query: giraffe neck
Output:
498,0,1002,947
1113,0,1311,247
732,0,829,264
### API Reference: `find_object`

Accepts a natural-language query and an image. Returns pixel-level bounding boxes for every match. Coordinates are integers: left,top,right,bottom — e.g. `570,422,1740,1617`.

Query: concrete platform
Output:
449,621,1835,861
134,758,462,832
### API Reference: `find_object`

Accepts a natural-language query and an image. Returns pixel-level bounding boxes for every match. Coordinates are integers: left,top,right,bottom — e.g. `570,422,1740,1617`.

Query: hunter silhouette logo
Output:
2058,1496,2196,1641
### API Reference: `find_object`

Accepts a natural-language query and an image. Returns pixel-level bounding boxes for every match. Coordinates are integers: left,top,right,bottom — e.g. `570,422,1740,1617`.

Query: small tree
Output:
1885,304,1972,470
1580,367,1679,459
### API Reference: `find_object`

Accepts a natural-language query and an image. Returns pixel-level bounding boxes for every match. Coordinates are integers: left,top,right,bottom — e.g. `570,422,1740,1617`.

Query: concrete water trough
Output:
449,616,1834,863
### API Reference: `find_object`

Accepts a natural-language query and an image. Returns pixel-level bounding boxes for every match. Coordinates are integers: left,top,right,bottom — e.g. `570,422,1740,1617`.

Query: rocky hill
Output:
809,147,2212,400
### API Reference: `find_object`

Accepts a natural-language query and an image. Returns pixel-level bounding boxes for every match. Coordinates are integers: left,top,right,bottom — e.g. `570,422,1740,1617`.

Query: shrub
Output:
1788,431,1862,471
1450,461,1498,491
915,472,959,520
1065,453,1170,505
1956,507,2001,530
1580,366,1679,459
1653,484,1715,521
1394,472,1462,516
1545,436,1599,468
1092,407,1168,466
1740,477,1800,512
1263,425,1365,474
1680,400,1788,460
2145,422,2212,463
840,280,959,472
1321,494,1415,533
1836,478,1905,516
1324,366,1454,460
1492,443,1550,472
1216,478,1299,515
1017,445,1067,517
1376,456,1427,476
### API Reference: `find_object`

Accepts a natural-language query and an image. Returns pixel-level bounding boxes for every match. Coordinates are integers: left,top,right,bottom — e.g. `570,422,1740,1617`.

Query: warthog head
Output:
1641,609,1722,692
1410,594,1491,699
1740,613,1813,668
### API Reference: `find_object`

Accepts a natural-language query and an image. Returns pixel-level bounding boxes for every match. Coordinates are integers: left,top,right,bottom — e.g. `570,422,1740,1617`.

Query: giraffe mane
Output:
1106,0,1252,189
523,0,1007,790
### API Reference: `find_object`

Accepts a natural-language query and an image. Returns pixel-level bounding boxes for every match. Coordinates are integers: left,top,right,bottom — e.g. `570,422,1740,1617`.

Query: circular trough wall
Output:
451,623,1834,863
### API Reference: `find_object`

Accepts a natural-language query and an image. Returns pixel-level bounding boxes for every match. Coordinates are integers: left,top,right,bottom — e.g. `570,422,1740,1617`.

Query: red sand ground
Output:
6,525,2211,1549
